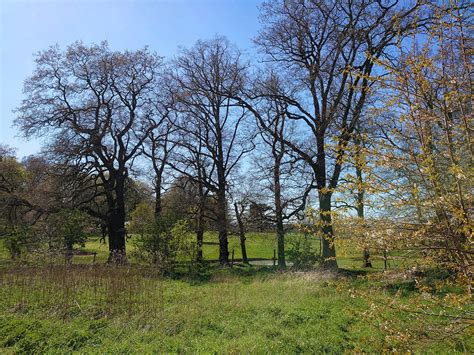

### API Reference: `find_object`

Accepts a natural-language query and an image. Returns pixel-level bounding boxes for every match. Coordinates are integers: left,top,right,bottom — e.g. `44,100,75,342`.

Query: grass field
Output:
77,231,400,270
0,232,472,353
77,232,292,264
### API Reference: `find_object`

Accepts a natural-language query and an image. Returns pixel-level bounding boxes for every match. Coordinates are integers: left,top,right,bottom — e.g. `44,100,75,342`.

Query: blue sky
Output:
0,0,263,158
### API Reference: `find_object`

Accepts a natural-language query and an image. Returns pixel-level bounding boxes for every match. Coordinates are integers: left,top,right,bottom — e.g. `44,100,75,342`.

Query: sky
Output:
0,0,264,158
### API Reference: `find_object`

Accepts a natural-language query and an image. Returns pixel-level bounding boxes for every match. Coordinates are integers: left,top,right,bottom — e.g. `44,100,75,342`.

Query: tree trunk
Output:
355,141,371,268
234,202,248,264
153,174,162,266
274,159,286,269
196,228,204,263
195,175,205,263
107,177,127,264
107,212,127,263
65,246,73,265
315,133,338,270
216,190,229,265
154,174,162,219
319,191,337,269
276,223,285,269
215,128,229,267
196,200,204,263
363,248,372,268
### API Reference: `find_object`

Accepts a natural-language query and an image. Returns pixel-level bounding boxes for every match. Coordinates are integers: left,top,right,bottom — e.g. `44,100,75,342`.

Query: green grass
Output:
202,231,415,270
202,231,281,261
0,233,471,353
0,265,472,353
64,231,411,270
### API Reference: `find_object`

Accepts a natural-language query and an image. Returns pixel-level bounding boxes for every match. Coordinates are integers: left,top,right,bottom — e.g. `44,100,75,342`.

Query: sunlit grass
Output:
79,231,407,271
1,230,416,272
0,233,470,353
0,264,471,353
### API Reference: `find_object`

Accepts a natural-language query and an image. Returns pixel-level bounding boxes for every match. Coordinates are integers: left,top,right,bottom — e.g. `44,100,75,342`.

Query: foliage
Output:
128,202,155,237
125,179,154,216
2,225,31,260
9,209,91,263
131,210,196,271
368,1,474,294
46,209,89,251
286,233,321,269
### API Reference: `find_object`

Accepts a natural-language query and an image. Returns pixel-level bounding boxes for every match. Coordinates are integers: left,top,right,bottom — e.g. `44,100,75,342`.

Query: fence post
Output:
273,249,276,267
383,249,388,271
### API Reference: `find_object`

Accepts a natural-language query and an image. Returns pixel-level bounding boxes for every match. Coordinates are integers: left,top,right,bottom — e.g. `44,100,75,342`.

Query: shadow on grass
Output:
336,268,369,278
164,262,284,285
166,260,377,286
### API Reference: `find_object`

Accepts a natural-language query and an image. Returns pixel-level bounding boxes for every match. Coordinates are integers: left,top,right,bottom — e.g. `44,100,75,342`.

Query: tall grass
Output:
0,232,470,353
1,264,472,353
1,264,165,320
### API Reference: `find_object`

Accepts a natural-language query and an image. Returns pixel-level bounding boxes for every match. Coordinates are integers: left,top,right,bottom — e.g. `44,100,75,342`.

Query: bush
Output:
286,233,321,269
55,209,88,251
131,211,197,272
3,225,31,260
128,202,154,237
36,209,89,261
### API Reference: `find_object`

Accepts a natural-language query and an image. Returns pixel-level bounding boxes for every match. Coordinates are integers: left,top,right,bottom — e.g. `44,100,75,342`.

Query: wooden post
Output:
231,248,235,266
383,248,388,271
273,249,276,267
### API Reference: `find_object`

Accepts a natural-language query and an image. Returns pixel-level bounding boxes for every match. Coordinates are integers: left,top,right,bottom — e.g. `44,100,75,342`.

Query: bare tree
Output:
168,37,253,265
233,200,249,264
165,124,216,263
233,0,428,269
15,42,165,263
143,120,176,220
249,73,314,269
353,126,372,267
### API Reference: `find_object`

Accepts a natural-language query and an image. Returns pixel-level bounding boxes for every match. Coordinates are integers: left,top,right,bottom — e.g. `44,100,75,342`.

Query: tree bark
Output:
273,159,286,269
215,111,229,265
216,190,229,265
196,194,204,263
153,174,163,266
195,169,206,263
196,228,204,263
154,174,162,219
234,202,248,264
318,191,337,269
355,134,371,268
314,132,338,270
106,175,127,264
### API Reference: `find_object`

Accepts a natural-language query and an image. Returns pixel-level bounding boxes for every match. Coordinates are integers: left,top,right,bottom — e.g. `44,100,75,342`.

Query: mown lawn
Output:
80,231,400,270
79,231,285,264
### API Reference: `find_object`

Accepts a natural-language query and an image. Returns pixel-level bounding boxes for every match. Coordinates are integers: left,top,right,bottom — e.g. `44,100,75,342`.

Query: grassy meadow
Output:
77,232,401,270
0,232,472,353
